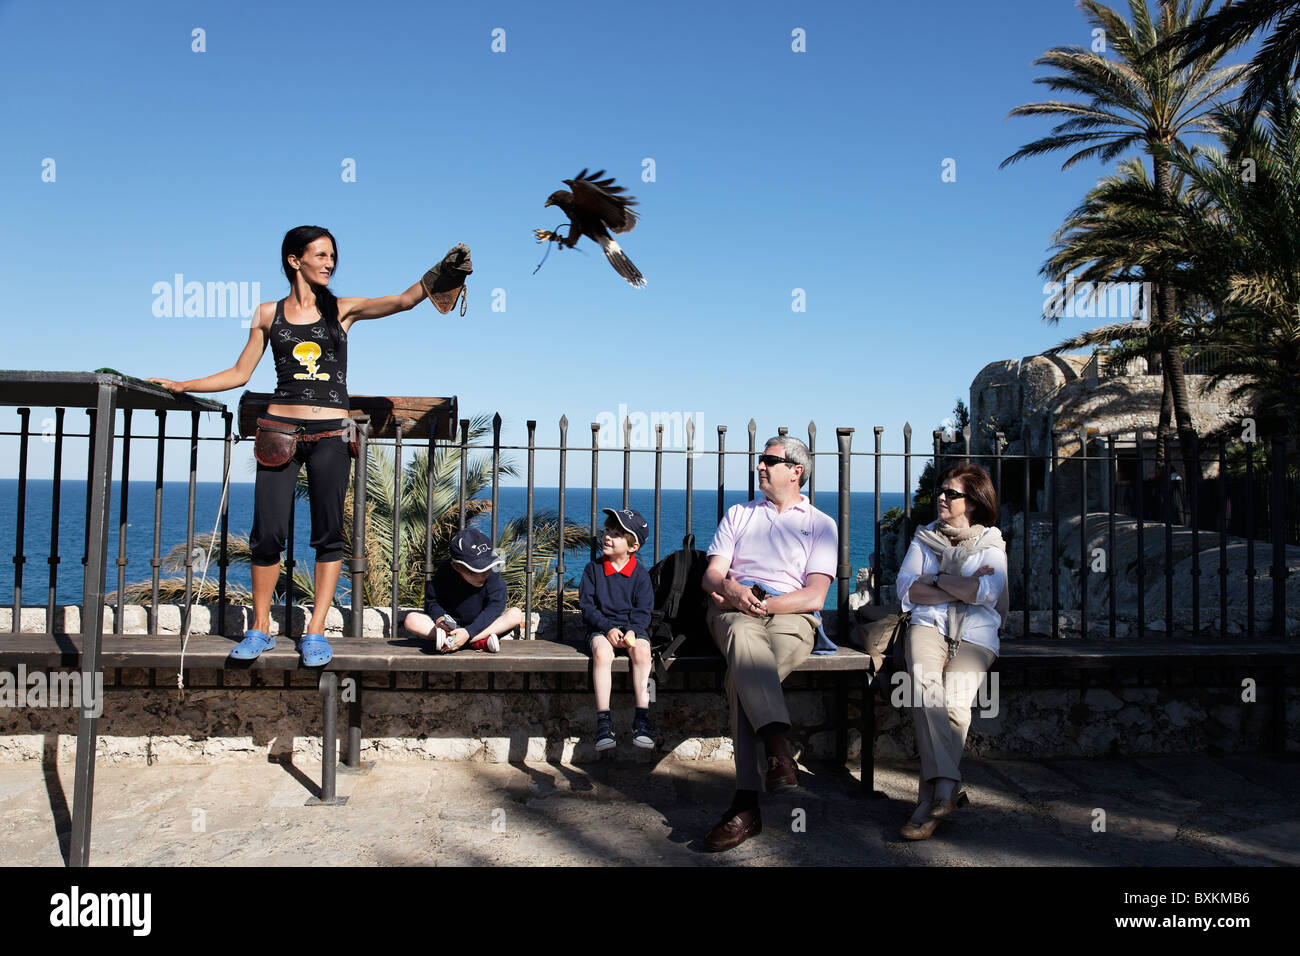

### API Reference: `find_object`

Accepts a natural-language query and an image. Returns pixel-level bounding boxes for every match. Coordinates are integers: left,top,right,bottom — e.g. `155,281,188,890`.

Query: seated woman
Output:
895,462,1007,841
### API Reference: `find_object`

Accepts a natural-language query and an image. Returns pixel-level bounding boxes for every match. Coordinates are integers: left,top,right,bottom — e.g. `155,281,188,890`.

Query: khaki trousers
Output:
708,604,817,791
904,623,996,786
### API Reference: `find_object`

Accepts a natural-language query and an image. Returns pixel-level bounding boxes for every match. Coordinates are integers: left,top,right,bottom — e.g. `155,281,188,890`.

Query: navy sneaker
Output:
595,714,616,751
632,714,656,749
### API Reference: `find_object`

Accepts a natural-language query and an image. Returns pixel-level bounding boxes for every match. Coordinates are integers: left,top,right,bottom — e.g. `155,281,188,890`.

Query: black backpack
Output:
647,544,716,669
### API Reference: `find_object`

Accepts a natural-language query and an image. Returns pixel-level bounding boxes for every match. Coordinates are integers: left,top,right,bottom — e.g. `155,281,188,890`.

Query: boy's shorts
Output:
588,630,638,653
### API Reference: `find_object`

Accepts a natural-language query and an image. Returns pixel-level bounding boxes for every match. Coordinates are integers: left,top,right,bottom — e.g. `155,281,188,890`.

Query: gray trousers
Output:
708,604,817,791
904,622,996,787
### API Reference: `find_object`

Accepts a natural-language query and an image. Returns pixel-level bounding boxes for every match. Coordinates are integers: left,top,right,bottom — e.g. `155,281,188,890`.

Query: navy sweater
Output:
423,561,507,636
579,556,654,635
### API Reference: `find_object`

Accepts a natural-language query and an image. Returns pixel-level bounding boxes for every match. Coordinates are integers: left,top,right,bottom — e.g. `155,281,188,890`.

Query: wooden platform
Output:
0,633,872,673
3,634,1295,673
994,639,1300,668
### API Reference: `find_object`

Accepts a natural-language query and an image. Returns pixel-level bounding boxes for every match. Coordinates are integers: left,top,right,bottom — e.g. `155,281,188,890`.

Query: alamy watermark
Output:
0,664,103,718
152,274,260,320
50,886,150,936
888,666,999,717
594,404,705,456
1043,275,1152,322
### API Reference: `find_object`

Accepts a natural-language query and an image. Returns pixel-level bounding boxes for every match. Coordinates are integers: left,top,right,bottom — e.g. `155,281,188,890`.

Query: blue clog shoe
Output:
297,633,333,667
230,629,275,660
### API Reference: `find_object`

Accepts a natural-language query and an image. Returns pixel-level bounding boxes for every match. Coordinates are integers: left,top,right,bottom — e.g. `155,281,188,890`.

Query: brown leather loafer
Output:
704,807,762,851
900,817,939,841
765,755,799,792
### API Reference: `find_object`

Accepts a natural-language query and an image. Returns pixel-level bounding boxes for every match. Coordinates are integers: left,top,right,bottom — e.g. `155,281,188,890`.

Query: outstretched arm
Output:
337,281,427,328
341,243,472,326
149,302,271,393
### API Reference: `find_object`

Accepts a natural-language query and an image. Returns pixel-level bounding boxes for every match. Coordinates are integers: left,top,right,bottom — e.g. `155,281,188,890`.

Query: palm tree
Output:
1164,85,1300,437
1043,85,1300,444
348,434,589,610
1038,156,1209,464
1002,0,1246,479
117,414,591,617
1162,0,1300,128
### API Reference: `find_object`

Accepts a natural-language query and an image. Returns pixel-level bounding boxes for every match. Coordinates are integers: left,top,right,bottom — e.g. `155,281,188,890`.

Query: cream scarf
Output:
913,521,1008,658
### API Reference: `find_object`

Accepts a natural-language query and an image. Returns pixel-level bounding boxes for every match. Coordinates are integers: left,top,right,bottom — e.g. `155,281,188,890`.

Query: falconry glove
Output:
422,242,473,315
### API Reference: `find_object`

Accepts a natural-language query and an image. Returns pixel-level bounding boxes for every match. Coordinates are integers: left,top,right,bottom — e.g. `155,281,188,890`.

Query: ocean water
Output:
0,480,905,609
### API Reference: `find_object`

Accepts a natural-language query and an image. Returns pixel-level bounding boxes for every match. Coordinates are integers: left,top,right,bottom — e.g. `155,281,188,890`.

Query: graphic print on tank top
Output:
269,298,348,407
290,342,330,381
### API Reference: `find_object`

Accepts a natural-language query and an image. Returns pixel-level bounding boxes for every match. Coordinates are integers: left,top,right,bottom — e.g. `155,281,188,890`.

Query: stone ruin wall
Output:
969,354,1257,462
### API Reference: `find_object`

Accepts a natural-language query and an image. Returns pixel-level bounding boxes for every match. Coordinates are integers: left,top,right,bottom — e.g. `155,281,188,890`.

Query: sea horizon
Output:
1,479,908,609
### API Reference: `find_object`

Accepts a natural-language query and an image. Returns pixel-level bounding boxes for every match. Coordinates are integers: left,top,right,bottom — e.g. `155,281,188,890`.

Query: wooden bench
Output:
0,631,876,805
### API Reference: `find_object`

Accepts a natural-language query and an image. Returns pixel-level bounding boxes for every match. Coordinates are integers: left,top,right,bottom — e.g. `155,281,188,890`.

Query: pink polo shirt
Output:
707,495,838,594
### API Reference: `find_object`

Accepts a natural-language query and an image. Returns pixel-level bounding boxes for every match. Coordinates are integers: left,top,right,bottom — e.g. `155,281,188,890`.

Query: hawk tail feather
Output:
597,236,646,288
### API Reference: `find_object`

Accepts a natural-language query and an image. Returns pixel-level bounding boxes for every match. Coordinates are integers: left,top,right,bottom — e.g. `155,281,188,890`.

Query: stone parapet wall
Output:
2,661,1295,765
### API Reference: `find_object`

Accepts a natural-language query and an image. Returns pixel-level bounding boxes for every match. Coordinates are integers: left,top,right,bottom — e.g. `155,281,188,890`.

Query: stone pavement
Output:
1,752,1297,866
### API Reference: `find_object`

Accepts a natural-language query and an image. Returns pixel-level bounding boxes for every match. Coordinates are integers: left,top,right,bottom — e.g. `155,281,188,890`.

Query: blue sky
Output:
0,0,1251,491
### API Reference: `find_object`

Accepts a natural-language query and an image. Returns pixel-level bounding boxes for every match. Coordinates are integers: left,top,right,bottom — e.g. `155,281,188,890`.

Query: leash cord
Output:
532,223,568,275
177,432,236,700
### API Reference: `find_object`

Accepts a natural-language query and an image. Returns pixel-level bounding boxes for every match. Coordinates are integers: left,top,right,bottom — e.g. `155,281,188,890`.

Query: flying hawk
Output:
537,169,645,287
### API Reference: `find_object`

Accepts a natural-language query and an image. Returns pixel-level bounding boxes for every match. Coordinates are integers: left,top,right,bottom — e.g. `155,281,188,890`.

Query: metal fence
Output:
1096,347,1242,379
2,388,1296,647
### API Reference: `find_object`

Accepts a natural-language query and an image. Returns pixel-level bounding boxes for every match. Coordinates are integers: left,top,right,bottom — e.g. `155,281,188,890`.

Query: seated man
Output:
700,436,837,852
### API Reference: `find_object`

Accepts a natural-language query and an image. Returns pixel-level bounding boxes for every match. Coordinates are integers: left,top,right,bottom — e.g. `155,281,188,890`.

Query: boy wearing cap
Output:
403,528,524,653
579,508,656,750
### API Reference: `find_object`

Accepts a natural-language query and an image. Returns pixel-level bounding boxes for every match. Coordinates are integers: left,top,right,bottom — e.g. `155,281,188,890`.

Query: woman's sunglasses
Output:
936,486,968,500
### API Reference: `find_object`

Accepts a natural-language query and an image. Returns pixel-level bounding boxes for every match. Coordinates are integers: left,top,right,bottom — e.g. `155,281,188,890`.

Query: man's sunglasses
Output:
757,454,798,467
936,486,967,500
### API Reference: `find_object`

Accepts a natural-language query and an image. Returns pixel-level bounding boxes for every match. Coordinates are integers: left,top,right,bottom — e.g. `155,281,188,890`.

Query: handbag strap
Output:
298,427,352,444
255,417,301,436
256,417,351,443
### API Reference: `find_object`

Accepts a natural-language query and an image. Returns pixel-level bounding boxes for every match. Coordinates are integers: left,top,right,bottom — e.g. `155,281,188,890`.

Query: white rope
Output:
177,436,235,699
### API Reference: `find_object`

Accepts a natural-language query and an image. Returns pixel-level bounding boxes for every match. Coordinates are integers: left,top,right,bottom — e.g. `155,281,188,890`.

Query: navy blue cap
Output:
602,507,649,547
449,528,504,572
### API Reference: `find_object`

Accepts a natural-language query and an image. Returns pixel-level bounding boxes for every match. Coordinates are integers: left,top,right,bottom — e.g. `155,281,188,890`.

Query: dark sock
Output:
596,709,611,723
757,722,791,760
727,789,759,815
635,706,649,722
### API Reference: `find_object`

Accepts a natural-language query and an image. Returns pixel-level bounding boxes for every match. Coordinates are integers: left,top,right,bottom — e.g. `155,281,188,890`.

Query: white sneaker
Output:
435,627,451,651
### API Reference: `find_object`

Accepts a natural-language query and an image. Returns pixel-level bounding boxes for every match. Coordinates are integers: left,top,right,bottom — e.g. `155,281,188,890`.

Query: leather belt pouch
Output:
254,418,300,468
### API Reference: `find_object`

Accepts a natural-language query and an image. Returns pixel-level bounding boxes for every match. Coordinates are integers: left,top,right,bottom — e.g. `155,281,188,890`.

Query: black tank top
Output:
269,298,349,409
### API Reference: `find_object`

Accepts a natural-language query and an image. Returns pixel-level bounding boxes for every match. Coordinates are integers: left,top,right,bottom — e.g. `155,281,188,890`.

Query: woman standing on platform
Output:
895,462,1007,840
151,226,470,666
